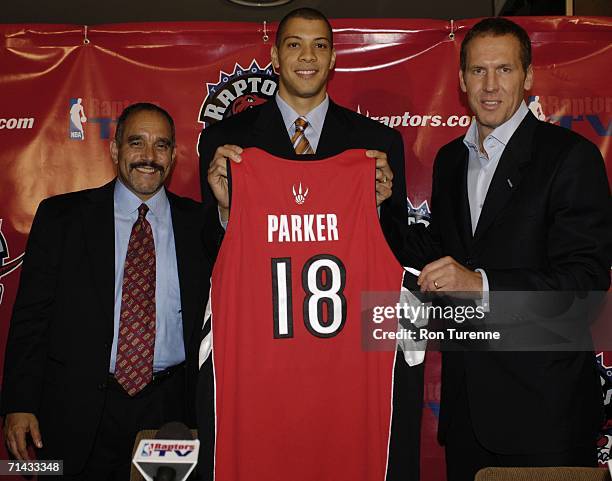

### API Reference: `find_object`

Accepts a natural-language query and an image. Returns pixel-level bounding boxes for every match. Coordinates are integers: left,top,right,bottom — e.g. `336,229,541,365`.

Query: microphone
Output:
155,423,193,481
132,422,199,481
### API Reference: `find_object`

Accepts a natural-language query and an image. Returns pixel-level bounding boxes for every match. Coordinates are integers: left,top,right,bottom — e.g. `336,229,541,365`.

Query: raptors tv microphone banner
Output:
0,17,610,480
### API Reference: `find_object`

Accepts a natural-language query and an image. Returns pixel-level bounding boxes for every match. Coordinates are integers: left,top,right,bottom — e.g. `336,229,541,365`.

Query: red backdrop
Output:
0,17,610,480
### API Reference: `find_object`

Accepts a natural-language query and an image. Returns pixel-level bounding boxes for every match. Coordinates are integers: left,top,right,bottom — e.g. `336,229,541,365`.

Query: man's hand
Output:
366,150,393,206
207,145,243,222
4,412,43,460
418,256,483,296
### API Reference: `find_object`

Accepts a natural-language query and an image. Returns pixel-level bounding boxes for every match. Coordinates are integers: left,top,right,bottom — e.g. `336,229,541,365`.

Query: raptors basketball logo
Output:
198,60,278,129
407,198,431,227
292,183,309,205
0,219,25,305
596,352,612,464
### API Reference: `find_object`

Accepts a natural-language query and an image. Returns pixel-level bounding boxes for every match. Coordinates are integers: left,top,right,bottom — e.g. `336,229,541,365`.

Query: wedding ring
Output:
434,280,440,289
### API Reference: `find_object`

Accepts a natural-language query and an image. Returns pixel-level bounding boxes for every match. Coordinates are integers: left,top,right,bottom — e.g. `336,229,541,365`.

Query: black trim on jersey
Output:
272,257,294,339
226,157,233,213
302,254,347,339
402,270,435,303
201,316,211,340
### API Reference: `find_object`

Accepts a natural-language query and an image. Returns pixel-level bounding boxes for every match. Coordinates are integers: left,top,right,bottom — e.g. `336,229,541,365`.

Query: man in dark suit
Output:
198,8,423,481
2,103,210,480
412,18,610,481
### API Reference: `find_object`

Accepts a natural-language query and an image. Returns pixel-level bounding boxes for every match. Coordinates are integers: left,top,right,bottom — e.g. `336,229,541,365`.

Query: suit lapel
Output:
453,149,473,251
473,113,536,243
249,100,296,157
317,101,353,156
168,192,198,347
82,180,115,336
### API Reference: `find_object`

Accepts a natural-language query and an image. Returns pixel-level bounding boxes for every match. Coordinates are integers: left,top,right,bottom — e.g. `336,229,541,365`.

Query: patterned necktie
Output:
115,203,156,396
290,116,314,154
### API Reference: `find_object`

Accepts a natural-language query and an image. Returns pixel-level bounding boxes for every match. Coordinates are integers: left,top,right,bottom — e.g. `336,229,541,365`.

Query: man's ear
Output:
110,139,119,165
459,69,467,94
523,64,534,91
329,48,336,70
271,45,280,71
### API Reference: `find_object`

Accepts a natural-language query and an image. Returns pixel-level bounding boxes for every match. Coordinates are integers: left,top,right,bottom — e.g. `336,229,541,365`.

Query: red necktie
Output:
115,203,156,396
290,116,314,154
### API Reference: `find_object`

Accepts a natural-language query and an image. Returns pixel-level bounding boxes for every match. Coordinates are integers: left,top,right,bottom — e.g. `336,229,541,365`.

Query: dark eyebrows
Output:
283,35,302,43
124,134,173,147
282,35,331,44
469,61,516,69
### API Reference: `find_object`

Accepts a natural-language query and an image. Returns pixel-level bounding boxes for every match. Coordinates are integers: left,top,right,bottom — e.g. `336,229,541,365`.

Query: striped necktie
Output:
290,116,314,155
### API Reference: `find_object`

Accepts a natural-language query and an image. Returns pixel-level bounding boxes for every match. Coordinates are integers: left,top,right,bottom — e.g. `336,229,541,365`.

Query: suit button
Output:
465,259,473,268
98,382,107,390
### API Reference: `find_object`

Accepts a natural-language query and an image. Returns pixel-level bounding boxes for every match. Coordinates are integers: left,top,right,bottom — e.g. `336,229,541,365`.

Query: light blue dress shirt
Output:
462,101,530,308
110,179,185,373
275,92,329,153
464,101,529,233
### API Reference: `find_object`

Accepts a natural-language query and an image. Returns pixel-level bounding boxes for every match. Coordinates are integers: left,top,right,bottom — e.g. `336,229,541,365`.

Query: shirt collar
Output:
114,177,169,219
463,101,529,153
275,92,329,138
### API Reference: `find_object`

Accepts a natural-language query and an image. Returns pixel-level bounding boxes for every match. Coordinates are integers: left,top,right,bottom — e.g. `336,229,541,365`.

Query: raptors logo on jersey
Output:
206,148,408,481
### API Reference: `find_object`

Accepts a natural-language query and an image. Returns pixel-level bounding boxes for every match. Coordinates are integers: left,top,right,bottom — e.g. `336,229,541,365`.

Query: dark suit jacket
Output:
1,180,210,473
198,98,407,262
407,112,610,454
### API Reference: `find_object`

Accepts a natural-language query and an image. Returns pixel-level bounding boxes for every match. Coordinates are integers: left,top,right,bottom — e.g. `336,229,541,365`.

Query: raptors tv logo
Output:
198,60,278,129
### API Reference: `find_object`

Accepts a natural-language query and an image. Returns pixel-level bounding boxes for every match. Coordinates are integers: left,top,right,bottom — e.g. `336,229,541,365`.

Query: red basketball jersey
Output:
211,147,405,481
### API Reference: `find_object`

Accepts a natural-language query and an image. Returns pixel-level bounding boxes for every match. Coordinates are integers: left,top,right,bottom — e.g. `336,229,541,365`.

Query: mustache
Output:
129,161,164,173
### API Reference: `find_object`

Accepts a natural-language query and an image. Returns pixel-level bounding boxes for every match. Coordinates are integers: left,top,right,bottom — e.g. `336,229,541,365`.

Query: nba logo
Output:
69,98,87,140
140,443,153,457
